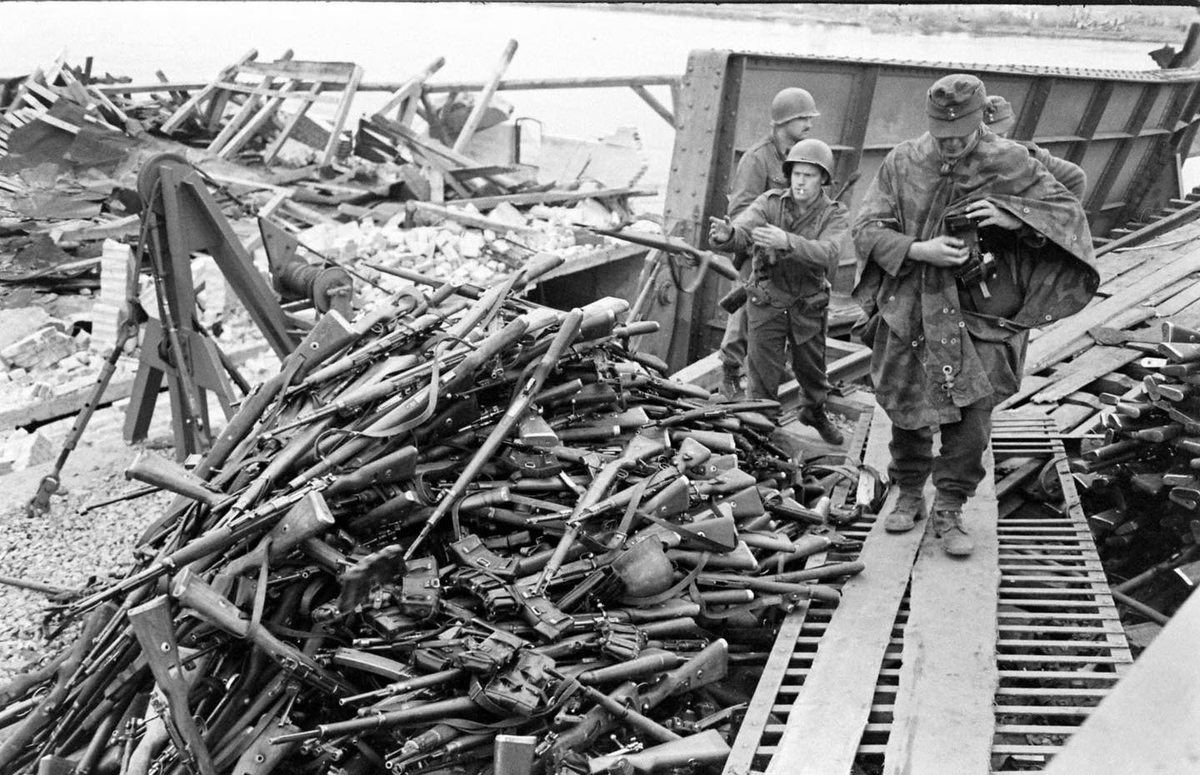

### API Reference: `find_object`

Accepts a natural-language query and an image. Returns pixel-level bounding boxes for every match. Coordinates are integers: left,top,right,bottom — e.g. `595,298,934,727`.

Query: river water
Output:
0,2,1184,189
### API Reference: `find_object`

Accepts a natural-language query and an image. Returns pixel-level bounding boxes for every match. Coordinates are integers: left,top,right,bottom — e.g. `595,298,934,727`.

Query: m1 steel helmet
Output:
783,138,834,184
771,87,820,124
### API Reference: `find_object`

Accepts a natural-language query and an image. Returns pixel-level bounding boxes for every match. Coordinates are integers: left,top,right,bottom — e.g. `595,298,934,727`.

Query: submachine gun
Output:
26,153,342,517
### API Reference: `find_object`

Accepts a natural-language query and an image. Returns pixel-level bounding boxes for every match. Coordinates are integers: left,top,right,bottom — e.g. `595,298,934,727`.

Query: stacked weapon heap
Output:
0,255,865,775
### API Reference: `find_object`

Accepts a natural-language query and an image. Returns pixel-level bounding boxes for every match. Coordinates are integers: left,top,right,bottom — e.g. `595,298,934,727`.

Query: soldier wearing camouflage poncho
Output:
851,73,1099,557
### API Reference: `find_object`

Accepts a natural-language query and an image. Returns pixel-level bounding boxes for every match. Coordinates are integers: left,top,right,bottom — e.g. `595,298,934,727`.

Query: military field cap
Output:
927,73,986,138
984,94,1017,136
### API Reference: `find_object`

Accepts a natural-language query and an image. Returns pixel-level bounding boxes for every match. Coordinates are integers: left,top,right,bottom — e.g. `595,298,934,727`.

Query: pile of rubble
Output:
0,46,656,464
0,257,864,774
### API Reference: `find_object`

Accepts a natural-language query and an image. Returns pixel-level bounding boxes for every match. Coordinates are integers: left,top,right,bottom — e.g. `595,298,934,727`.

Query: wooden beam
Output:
262,82,323,165
160,49,257,134
883,445,999,775
765,407,928,775
322,65,364,166
374,57,446,120
630,84,675,127
97,74,682,96
453,39,519,154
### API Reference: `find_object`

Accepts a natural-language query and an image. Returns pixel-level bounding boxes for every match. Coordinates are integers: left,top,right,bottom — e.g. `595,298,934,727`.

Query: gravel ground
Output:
0,401,183,684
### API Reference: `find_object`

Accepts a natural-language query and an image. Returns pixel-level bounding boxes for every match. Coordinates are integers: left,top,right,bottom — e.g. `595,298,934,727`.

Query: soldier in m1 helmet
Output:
709,138,847,447
716,87,821,401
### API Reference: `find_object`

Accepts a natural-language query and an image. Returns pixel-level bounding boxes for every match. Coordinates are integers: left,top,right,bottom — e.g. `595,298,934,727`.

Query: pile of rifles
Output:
0,253,864,775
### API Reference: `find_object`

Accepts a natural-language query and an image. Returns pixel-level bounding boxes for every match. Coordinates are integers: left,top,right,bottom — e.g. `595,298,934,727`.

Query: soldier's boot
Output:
721,365,745,401
884,489,926,533
799,405,844,446
933,509,974,557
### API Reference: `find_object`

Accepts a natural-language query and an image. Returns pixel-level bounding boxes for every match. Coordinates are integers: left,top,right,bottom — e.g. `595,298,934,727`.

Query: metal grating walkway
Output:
723,409,1134,775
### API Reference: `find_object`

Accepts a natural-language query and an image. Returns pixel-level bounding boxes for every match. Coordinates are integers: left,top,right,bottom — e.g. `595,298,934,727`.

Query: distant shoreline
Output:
548,3,1195,46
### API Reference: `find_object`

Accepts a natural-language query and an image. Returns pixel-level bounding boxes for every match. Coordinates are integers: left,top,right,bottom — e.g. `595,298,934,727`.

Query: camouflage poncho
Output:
852,130,1098,428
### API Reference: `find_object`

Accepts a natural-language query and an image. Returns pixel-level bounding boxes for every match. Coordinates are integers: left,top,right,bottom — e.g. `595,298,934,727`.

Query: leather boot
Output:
721,366,745,401
884,489,926,533
800,405,844,446
933,509,974,557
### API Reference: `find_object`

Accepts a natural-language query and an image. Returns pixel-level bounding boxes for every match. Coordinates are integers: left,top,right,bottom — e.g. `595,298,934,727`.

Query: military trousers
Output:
746,303,829,410
719,260,753,372
887,406,992,512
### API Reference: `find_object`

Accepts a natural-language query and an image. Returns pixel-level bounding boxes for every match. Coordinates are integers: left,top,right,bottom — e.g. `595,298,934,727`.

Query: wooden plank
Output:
453,39,519,154
373,57,445,119
218,79,299,159
207,64,289,155
1153,271,1200,315
322,65,364,166
882,445,999,775
262,82,323,165
764,407,927,775
1029,346,1142,404
238,59,358,83
160,49,257,134
1024,235,1200,375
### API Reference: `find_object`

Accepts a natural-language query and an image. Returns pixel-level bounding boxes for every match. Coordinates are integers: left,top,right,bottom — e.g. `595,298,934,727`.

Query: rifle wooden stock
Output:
325,444,418,497
125,451,224,508
696,572,840,603
534,429,669,593
229,714,299,775
217,491,335,581
668,429,736,454
171,568,350,695
773,560,865,583
127,596,217,775
405,309,585,560
297,284,457,388
639,637,728,709
588,728,730,774
577,651,684,685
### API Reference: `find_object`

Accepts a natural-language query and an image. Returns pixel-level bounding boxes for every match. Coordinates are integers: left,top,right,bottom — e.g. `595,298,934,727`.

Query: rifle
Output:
695,572,841,603
213,491,336,590
293,282,462,390
270,696,478,744
588,728,730,774
127,596,217,775
0,602,118,770
586,227,738,293
403,307,586,560
542,638,728,763
170,568,351,695
530,429,670,594
124,451,225,509
71,483,328,615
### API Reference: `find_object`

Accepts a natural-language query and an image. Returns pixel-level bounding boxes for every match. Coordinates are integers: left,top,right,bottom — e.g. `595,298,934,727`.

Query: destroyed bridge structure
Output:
1,35,1200,775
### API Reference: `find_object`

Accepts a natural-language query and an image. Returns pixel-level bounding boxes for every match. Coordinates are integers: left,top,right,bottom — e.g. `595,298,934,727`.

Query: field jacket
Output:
851,131,1098,427
714,188,848,342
